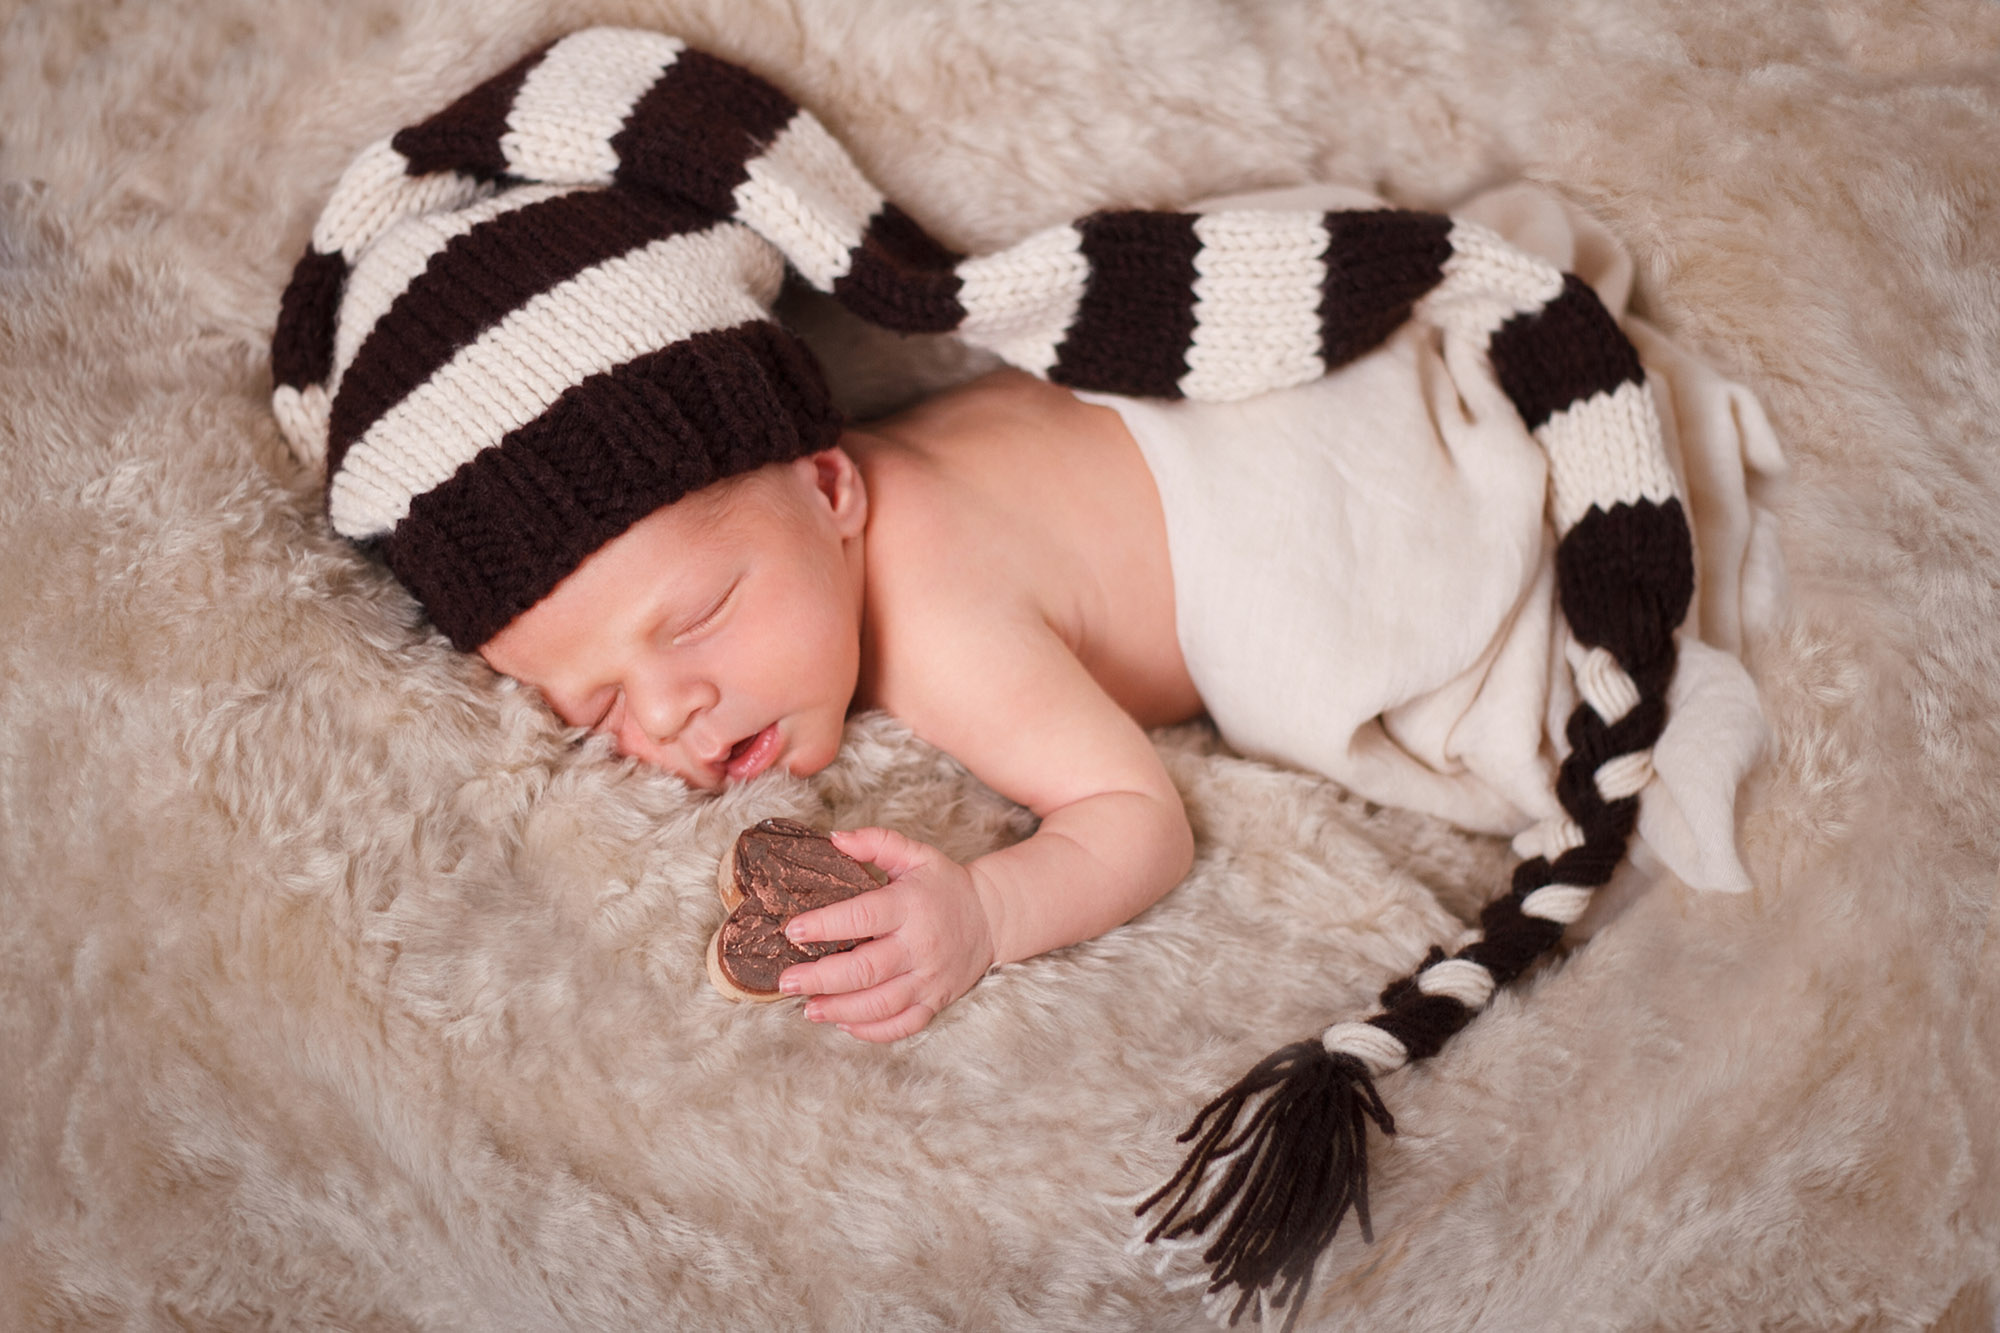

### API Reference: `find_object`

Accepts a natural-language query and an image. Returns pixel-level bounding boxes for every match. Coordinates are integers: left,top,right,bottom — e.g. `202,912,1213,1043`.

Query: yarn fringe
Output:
1137,1041,1393,1329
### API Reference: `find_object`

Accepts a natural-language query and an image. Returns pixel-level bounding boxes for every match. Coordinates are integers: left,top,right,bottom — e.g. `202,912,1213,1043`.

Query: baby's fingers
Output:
839,1003,937,1044
780,934,907,999
828,826,939,881
786,884,899,949
803,968,920,1027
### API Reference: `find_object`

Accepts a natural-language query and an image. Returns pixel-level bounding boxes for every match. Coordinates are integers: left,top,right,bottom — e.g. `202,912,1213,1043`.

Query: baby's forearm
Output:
968,789,1194,968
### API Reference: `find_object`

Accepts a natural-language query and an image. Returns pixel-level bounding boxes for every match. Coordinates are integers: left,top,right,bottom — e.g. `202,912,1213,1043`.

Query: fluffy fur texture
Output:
3,1,1998,1328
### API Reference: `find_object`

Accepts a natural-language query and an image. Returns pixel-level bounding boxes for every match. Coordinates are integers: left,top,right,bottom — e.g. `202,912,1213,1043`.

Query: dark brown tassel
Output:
1138,1040,1393,1328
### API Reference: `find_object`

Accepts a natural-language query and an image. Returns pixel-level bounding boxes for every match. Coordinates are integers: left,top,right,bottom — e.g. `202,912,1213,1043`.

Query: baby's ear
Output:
806,446,867,537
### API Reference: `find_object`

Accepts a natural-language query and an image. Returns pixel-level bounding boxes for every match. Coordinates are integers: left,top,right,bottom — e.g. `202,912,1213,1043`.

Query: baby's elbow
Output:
1152,787,1196,888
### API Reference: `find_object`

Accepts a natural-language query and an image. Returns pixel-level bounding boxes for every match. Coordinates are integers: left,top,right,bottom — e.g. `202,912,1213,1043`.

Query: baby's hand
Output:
778,827,996,1042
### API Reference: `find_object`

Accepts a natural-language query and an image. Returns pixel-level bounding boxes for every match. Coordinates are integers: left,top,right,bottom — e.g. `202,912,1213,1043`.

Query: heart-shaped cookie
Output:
707,818,880,1002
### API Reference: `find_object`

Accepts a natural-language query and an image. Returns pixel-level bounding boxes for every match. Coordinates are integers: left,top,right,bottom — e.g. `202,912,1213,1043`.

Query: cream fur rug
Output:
4,1,1999,1328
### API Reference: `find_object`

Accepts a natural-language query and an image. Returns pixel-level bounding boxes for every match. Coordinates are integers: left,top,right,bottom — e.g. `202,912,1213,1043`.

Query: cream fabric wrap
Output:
1076,182,1788,894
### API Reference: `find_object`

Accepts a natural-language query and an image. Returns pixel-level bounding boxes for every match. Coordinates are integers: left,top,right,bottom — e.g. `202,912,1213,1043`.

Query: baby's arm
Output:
780,606,1194,1041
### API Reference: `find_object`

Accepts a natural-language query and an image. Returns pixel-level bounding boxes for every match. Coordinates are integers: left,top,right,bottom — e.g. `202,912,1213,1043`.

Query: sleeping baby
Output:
272,29,1780,1060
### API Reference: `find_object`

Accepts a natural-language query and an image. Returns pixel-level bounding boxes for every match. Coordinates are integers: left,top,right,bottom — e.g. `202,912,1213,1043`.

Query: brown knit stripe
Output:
391,44,549,181
326,188,716,477
1551,786,1640,882
1366,993,1470,1062
1552,497,1694,670
1488,272,1646,432
830,202,967,333
271,248,349,389
1463,888,1566,985
1049,211,1202,398
1317,210,1455,370
611,47,798,219
384,321,840,650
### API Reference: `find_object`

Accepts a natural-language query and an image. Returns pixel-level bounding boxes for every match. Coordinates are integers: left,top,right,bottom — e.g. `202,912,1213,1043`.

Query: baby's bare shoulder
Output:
862,466,1076,709
857,422,1040,599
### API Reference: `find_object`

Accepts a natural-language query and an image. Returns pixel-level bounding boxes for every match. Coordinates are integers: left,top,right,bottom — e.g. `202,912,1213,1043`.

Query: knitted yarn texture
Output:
269,27,1696,1321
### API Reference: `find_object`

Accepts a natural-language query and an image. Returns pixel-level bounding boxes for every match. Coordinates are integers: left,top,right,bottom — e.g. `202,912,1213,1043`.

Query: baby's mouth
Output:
723,724,782,782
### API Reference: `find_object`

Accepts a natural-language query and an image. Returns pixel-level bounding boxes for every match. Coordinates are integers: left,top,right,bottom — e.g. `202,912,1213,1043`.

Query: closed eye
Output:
673,582,736,644
582,688,622,736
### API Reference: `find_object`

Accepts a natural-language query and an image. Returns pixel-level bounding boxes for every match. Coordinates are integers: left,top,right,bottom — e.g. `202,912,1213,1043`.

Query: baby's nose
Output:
632,678,718,747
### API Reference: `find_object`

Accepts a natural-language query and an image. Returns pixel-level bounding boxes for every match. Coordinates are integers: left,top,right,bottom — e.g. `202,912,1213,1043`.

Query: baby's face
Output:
480,450,868,789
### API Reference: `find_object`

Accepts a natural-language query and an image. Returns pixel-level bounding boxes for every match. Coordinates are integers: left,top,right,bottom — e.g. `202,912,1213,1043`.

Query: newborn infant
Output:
271,29,1785,1310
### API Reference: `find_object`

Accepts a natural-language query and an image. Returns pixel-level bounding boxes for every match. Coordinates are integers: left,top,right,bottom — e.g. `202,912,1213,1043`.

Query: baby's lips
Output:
723,723,782,782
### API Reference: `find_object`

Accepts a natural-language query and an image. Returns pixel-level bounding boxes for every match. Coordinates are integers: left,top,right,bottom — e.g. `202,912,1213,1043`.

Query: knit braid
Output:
272,31,1696,1318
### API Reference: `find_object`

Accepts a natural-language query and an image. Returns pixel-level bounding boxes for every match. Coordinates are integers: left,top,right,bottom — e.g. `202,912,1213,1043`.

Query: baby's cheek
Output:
612,719,649,762
784,734,838,779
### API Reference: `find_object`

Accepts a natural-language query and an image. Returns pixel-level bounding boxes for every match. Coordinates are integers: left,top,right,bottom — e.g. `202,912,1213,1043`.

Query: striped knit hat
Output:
269,32,858,650
271,29,1695,1320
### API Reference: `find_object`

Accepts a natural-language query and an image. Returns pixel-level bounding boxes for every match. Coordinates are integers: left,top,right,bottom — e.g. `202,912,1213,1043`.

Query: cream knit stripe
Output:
1536,379,1678,531
1593,750,1654,803
953,223,1091,377
1320,1021,1410,1078
731,110,886,292
328,224,783,539
1576,645,1642,724
499,28,684,186
1514,813,1589,862
310,138,489,261
330,183,584,385
1415,218,1567,347
1180,210,1331,401
1520,884,1593,924
1414,958,1497,1010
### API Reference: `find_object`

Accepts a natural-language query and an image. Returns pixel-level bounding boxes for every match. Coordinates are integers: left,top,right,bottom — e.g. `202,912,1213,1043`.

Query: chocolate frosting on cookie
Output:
715,818,875,995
